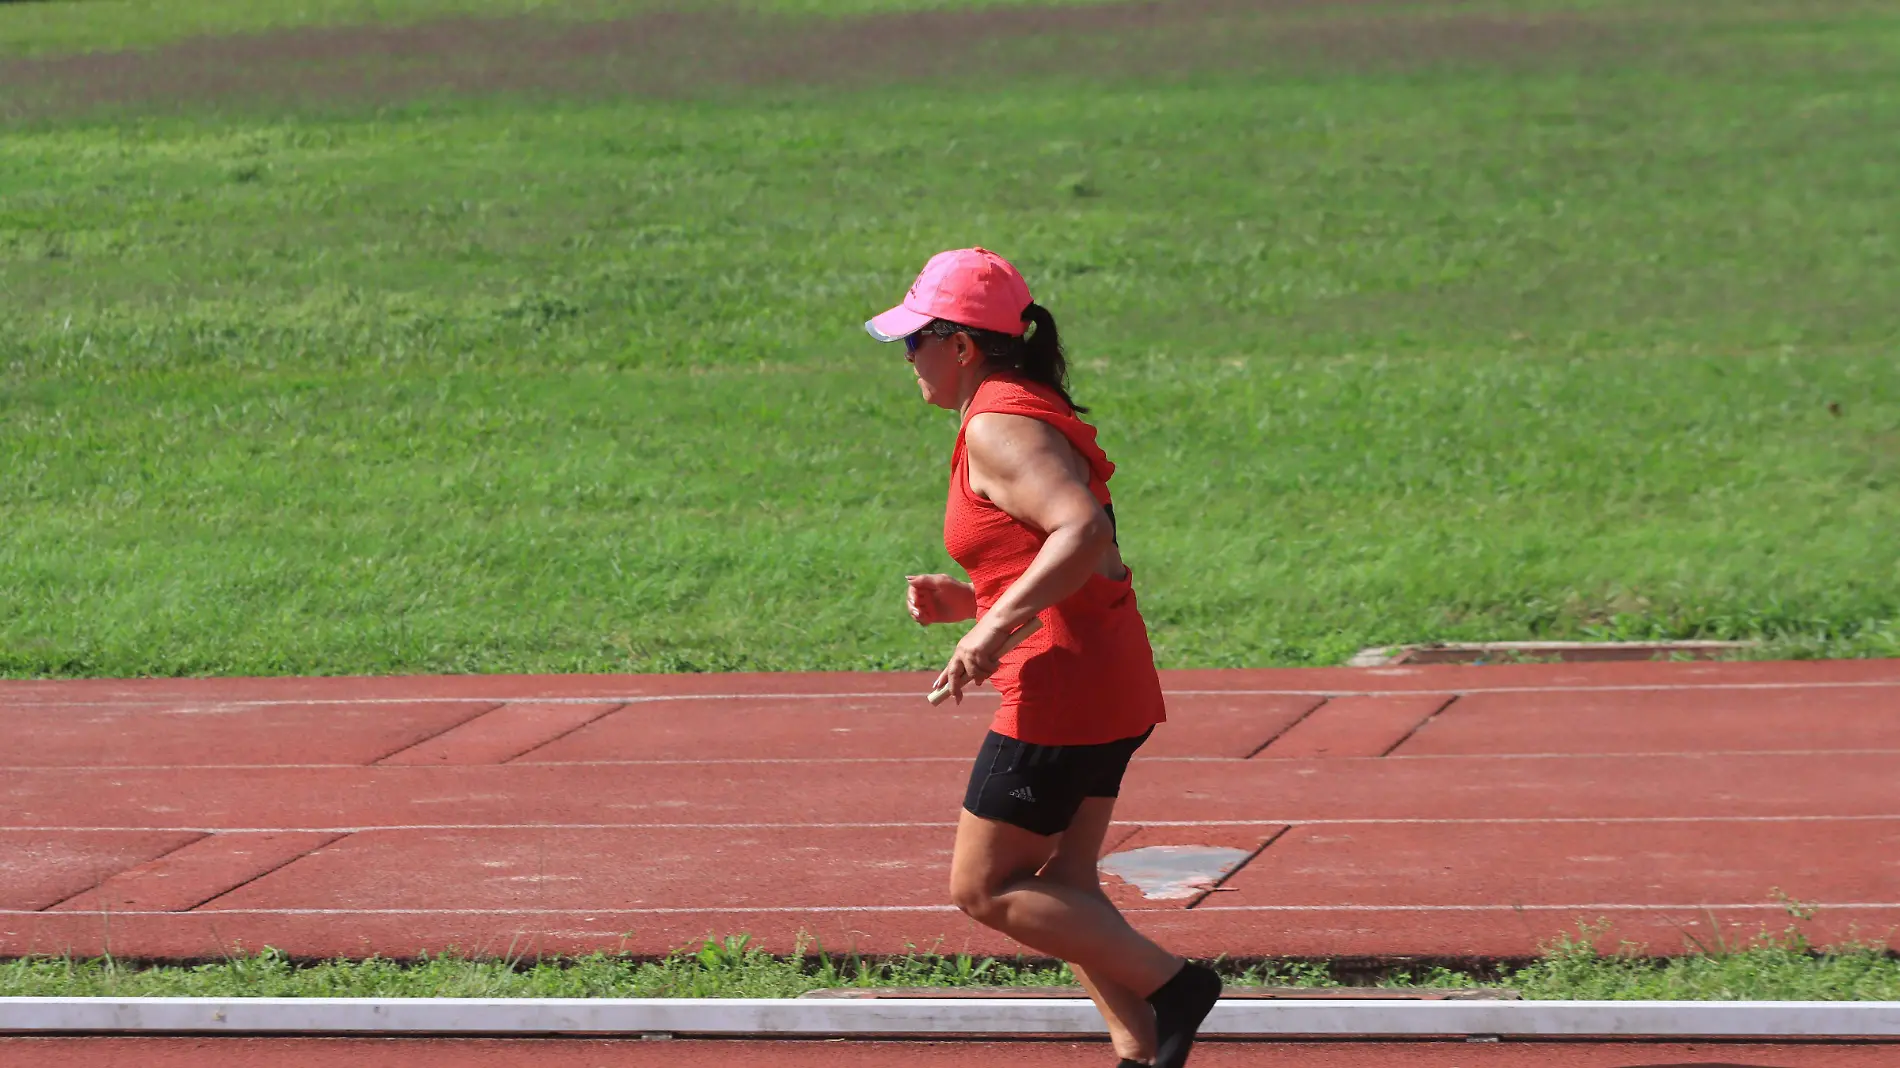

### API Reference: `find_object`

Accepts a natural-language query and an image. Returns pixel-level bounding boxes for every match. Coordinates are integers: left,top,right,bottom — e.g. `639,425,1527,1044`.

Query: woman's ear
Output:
954,332,979,366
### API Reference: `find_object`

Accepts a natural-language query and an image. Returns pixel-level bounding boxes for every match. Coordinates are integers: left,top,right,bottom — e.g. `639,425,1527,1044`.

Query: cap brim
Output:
865,304,933,344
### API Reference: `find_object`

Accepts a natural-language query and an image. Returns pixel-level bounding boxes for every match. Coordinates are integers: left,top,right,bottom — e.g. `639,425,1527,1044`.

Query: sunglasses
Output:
905,323,961,354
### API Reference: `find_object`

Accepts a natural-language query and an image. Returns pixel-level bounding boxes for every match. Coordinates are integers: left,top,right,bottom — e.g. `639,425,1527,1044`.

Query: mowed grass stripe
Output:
2,3,1897,678
12,0,1891,119
4,0,1884,63
0,0,1149,60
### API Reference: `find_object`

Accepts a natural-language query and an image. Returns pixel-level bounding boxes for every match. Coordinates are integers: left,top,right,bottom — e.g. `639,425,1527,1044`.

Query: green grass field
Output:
3,0,1898,678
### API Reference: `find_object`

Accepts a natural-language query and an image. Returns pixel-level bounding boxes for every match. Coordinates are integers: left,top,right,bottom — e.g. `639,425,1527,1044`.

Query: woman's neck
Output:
956,367,1001,420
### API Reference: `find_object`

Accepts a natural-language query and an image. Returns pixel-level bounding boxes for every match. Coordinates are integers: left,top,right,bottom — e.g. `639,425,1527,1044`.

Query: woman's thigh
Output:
953,729,1147,894
950,808,1060,897
1042,796,1118,888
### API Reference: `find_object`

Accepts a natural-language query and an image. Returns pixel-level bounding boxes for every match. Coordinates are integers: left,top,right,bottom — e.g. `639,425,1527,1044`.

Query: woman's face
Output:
905,329,971,410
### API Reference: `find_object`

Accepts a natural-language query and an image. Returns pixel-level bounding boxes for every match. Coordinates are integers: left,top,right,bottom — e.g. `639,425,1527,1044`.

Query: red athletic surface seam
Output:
1242,696,1329,758
185,832,350,912
1380,695,1458,757
371,702,506,764
502,702,631,764
37,832,213,912
1185,825,1290,909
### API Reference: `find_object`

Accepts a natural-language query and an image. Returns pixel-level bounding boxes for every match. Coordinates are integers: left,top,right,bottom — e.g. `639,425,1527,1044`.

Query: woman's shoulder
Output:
962,408,1056,450
965,375,1114,484
971,373,1076,419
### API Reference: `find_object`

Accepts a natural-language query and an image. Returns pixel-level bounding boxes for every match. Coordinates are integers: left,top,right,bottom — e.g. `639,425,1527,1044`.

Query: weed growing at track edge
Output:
5,928,1898,1000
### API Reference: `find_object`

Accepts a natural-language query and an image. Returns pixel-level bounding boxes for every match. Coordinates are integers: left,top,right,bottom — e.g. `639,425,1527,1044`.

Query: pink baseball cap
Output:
865,247,1033,343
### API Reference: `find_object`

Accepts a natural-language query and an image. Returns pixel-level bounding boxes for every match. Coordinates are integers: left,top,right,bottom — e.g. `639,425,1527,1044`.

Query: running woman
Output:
867,248,1222,1068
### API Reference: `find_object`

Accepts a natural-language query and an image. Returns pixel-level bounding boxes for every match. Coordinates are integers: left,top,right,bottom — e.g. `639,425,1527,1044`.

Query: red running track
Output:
6,1038,1897,1067
3,659,1899,960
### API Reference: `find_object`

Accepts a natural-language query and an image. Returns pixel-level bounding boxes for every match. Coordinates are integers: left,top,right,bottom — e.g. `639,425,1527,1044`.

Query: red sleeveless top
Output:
945,375,1167,746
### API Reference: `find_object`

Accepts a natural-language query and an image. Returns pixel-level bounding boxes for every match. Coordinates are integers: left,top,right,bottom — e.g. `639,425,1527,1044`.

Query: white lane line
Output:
1192,903,1900,913
6,906,959,916
1,693,948,710
1166,681,1900,696
1386,749,1900,760
9,902,1900,918
7,815,1900,834
6,748,1900,770
0,758,958,771
4,997,1897,1039
4,678,1899,709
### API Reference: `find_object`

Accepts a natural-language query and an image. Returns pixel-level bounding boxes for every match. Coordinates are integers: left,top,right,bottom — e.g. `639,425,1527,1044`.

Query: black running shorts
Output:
962,727,1153,837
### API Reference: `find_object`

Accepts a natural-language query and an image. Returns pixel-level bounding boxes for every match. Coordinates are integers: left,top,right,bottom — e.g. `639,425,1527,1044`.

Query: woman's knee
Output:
948,874,1003,924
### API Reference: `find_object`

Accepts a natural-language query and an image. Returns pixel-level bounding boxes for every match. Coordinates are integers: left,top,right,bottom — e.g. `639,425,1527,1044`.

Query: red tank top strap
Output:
953,375,1115,493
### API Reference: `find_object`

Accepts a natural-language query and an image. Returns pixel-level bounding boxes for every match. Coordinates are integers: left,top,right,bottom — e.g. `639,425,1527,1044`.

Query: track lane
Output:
7,660,1899,960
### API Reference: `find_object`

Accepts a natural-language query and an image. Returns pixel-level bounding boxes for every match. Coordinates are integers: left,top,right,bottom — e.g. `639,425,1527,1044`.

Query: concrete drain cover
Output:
1099,845,1252,900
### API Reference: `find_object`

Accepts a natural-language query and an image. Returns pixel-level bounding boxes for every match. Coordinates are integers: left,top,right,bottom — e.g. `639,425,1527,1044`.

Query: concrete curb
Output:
2,997,1898,1037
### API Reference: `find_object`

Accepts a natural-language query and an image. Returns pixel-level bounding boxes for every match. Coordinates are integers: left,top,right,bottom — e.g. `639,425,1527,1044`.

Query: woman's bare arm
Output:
966,411,1116,633
930,411,1116,701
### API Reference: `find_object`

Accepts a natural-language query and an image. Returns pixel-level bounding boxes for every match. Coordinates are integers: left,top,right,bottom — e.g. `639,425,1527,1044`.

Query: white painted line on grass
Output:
9,815,1900,834
1,997,1896,1037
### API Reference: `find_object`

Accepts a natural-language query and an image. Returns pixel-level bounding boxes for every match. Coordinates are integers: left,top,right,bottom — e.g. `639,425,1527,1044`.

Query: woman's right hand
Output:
905,574,978,626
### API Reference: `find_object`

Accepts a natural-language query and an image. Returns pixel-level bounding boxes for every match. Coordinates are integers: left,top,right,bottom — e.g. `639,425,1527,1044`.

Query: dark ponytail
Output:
1015,302,1085,413
925,302,1087,413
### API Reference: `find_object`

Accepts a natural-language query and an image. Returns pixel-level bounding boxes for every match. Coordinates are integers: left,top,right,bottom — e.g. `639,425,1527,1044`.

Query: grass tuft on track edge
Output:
5,925,1898,1001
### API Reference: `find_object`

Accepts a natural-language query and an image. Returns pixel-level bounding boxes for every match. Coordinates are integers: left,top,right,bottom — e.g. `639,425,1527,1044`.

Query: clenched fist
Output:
904,574,977,626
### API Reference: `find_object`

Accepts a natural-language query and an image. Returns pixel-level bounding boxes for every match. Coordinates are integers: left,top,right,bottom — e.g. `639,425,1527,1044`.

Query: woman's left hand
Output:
931,620,1013,705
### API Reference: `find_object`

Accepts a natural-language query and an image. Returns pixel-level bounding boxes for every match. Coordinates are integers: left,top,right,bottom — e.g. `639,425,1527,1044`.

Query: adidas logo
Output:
1008,786,1037,803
